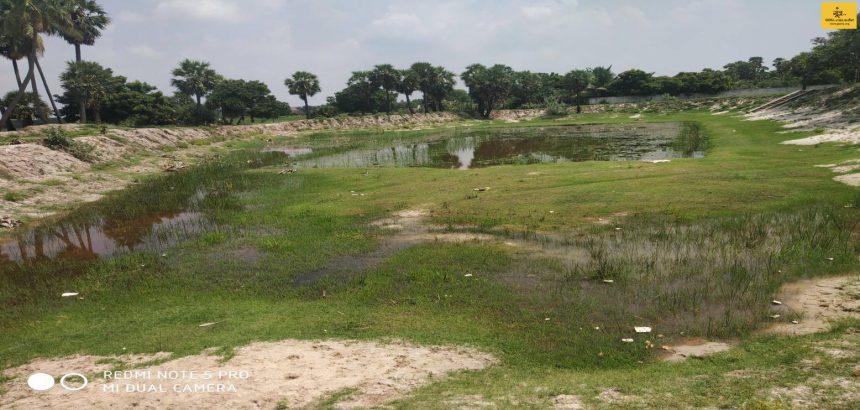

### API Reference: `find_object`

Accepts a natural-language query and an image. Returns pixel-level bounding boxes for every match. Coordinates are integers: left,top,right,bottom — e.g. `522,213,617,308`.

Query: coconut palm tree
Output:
284,71,320,119
171,59,221,111
60,0,109,63
0,0,75,130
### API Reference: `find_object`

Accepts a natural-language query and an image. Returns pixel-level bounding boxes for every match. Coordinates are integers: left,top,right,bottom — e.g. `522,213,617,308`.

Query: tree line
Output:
1,1,858,129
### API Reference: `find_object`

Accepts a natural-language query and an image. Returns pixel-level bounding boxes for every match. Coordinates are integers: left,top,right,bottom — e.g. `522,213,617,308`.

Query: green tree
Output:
396,69,419,114
590,66,614,96
461,63,515,118
509,71,545,108
0,0,75,129
812,22,860,82
171,59,221,111
608,69,656,96
58,0,108,123
410,62,455,112
1,90,47,126
59,60,121,123
562,69,592,113
284,71,320,119
250,95,290,121
369,64,400,115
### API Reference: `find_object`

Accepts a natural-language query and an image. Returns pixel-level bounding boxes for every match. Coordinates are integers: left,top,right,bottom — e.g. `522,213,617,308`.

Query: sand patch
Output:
596,388,635,404
551,394,584,409
781,128,860,146
768,375,860,409
766,274,860,335
662,339,733,362
0,340,494,409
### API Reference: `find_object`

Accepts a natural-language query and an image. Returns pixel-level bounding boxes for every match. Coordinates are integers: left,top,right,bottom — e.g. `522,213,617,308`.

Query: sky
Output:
5,0,833,107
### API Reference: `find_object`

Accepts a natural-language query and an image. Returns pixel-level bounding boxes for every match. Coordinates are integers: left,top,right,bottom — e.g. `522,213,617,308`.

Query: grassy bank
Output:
1,110,859,407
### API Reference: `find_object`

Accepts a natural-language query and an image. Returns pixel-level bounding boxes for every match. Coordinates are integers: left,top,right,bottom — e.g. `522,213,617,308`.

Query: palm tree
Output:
59,0,108,123
410,62,455,112
60,0,109,63
396,69,419,114
284,71,320,119
0,0,75,130
590,66,614,97
562,69,592,114
171,59,221,110
369,64,400,115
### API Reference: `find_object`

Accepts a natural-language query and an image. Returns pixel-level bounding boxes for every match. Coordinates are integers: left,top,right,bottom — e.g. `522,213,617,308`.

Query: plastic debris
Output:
464,274,473,277
198,321,221,328
769,314,781,319
634,326,652,333
602,279,615,284
61,292,79,298
621,338,634,343
473,187,490,192
771,300,782,305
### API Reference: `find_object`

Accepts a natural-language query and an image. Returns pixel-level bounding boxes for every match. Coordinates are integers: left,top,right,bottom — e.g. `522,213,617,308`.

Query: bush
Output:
42,127,73,149
543,96,569,116
42,127,97,162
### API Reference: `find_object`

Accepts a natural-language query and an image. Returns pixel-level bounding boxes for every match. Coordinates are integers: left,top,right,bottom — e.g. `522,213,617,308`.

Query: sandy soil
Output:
0,340,495,409
662,339,733,362
0,144,89,181
766,274,860,336
745,86,860,186
816,160,860,187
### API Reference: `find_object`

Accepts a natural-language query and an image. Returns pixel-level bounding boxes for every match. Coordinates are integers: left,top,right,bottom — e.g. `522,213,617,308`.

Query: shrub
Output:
543,96,569,116
42,127,98,162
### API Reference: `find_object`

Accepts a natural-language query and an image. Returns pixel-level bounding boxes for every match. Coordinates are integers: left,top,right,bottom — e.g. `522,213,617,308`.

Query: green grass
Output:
1,110,859,407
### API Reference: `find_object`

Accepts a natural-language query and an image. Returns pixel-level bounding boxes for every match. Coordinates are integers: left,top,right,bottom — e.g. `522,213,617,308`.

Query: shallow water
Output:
290,123,704,169
0,211,208,265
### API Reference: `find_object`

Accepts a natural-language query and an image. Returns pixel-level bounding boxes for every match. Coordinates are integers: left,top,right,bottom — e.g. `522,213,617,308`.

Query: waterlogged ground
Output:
1,111,859,409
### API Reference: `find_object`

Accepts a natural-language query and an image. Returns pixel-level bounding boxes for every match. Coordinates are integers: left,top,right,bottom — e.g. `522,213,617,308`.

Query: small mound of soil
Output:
0,144,88,180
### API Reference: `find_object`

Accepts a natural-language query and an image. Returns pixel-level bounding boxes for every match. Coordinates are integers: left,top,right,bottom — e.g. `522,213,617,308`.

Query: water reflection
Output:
0,212,207,265
262,147,313,156
294,123,704,169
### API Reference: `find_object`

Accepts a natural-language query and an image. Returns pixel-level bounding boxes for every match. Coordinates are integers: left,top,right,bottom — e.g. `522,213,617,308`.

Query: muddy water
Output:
290,123,704,169
0,212,209,265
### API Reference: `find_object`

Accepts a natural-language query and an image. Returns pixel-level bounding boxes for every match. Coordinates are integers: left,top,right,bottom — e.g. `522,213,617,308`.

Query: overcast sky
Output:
6,0,831,106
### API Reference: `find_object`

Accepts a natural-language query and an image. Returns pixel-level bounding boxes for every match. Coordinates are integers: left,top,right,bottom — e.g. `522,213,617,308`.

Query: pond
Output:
286,122,705,169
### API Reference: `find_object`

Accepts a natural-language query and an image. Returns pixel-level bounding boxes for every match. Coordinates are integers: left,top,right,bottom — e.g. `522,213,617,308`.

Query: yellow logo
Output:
822,2,857,29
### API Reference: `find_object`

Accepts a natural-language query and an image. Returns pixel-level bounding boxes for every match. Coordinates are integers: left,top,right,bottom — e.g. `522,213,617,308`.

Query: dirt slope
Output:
0,113,463,221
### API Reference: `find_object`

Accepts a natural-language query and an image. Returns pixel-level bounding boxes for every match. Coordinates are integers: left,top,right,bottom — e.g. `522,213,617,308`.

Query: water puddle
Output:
262,147,313,156
0,211,210,265
289,123,704,169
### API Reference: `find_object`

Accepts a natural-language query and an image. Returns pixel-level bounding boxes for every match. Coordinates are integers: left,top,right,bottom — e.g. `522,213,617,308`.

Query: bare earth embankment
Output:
0,113,459,221
746,85,860,186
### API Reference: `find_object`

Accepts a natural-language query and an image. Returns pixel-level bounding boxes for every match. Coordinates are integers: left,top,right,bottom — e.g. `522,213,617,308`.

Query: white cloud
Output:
116,11,147,23
521,6,553,19
127,44,163,60
154,0,243,22
371,12,423,32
